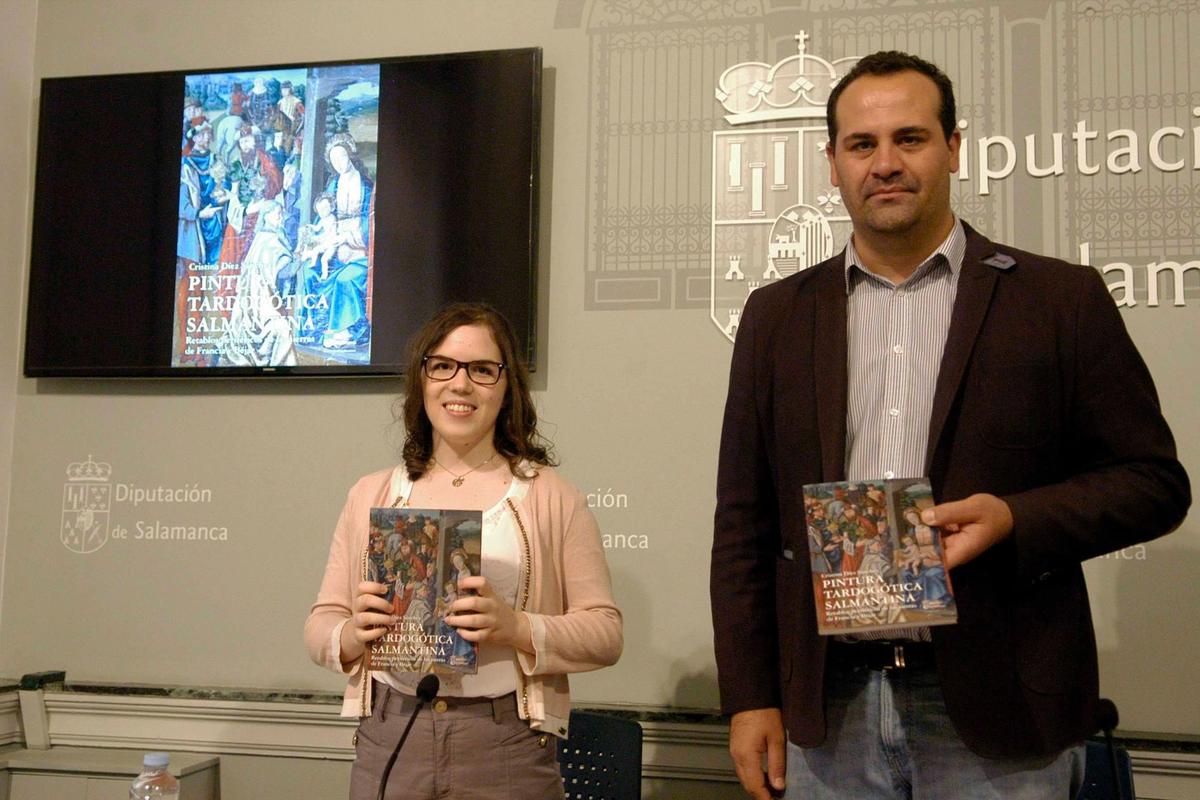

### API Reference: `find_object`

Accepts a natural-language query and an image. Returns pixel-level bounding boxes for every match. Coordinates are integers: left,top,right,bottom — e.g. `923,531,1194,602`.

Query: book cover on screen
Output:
365,507,482,673
172,65,378,369
803,478,957,635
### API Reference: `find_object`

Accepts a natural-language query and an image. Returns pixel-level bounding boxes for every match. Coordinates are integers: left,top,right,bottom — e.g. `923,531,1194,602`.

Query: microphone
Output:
1096,698,1119,732
375,675,440,800
416,674,440,703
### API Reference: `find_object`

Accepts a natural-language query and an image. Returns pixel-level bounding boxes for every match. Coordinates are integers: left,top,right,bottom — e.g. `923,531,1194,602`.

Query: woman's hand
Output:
445,576,533,654
339,581,396,665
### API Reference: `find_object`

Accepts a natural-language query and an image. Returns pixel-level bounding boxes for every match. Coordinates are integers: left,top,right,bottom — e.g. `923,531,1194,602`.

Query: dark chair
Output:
1077,740,1134,800
1076,699,1135,800
557,710,643,800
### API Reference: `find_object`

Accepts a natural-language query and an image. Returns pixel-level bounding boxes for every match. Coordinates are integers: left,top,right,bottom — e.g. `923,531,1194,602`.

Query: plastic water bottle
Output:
129,752,180,800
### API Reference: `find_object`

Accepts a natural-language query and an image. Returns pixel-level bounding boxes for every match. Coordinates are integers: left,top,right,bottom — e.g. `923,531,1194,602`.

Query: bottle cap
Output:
143,752,170,768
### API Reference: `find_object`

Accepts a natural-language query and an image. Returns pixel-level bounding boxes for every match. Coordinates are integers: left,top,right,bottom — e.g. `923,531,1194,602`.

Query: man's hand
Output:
729,708,786,799
921,493,1014,570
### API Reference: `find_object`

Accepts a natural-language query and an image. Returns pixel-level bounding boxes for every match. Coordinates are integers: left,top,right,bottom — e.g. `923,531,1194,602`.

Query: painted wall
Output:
2,0,1197,748
0,0,38,630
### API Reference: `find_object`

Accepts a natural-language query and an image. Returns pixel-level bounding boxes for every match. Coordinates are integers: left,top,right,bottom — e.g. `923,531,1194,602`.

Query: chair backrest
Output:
1076,739,1135,800
557,710,643,800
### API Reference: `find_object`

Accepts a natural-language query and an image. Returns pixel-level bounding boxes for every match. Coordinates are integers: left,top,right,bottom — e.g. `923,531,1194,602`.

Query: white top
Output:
375,465,530,698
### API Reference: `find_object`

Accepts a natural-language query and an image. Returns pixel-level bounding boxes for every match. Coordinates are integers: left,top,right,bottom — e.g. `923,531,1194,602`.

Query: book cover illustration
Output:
365,507,482,673
803,478,957,635
173,64,379,369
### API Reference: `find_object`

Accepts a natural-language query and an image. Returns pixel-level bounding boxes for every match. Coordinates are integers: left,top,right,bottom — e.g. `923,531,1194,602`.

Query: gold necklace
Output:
432,452,498,487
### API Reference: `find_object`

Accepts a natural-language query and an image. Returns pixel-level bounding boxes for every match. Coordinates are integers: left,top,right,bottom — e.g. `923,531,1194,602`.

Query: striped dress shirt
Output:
840,219,966,641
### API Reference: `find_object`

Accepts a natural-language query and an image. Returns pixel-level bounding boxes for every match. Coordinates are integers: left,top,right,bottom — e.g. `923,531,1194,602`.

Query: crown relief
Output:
715,31,860,125
67,455,112,482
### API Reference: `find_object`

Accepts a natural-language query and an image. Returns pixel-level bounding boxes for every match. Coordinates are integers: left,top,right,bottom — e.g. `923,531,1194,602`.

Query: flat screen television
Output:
24,47,540,377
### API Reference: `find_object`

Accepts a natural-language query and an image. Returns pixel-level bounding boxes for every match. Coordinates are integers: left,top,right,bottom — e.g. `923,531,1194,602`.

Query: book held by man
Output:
364,507,482,673
803,478,957,635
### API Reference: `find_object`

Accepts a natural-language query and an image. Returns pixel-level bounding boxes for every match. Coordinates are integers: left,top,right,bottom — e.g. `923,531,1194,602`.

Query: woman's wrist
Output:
339,619,365,666
513,611,535,655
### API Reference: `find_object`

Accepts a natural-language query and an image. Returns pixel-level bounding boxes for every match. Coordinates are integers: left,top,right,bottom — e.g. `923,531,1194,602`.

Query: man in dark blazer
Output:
711,51,1190,800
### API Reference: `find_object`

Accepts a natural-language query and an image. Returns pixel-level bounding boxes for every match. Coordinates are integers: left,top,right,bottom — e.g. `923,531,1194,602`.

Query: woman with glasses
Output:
305,303,622,800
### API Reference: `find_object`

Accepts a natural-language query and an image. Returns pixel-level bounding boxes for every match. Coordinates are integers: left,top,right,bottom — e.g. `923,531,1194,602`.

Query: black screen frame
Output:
23,47,540,378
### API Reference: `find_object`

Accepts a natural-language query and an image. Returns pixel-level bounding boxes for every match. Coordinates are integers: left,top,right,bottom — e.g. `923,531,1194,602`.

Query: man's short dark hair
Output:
825,51,957,146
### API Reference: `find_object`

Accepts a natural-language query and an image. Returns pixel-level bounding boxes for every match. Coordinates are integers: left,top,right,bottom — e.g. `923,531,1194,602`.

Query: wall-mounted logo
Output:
710,32,860,341
61,455,112,554
59,456,228,553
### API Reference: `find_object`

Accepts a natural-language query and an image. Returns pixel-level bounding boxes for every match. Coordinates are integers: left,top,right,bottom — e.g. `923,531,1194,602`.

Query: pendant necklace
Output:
433,452,498,487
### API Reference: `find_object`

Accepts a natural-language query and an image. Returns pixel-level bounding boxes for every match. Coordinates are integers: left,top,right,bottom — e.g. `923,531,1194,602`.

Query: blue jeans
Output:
785,665,1084,799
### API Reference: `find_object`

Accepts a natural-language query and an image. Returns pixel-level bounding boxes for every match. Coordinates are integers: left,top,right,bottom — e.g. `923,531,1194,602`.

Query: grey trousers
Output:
350,683,565,800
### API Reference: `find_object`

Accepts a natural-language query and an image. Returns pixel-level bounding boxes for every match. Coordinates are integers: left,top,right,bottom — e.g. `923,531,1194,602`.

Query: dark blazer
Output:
711,223,1190,759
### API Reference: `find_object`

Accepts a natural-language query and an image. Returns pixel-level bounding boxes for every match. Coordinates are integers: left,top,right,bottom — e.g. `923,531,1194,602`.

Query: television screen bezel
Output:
23,47,541,379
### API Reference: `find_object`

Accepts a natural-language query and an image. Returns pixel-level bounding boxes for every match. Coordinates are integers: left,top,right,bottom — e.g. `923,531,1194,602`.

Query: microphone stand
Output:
1096,698,1124,800
375,674,440,800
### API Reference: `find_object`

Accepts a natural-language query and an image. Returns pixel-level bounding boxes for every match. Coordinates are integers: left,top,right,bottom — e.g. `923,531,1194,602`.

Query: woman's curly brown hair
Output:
399,303,555,480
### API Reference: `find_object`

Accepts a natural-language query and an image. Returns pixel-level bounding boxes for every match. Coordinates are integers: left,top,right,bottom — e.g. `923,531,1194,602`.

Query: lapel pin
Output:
982,253,1016,270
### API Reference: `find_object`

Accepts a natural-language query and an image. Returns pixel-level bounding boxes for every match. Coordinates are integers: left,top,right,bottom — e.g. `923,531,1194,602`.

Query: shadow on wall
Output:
1100,538,1200,734
601,562,721,711
668,644,721,711
611,562,734,800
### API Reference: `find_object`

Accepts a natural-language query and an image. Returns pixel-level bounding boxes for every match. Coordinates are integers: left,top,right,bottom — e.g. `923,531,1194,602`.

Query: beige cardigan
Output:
304,465,623,737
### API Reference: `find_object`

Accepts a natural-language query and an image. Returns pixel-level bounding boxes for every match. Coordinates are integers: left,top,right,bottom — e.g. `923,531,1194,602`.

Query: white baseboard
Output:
0,694,21,747
44,692,356,759
1127,750,1200,800
10,690,1197,796
40,692,740,781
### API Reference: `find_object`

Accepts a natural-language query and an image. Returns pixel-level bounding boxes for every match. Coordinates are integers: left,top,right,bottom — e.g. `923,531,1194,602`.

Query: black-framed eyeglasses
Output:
421,356,506,386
